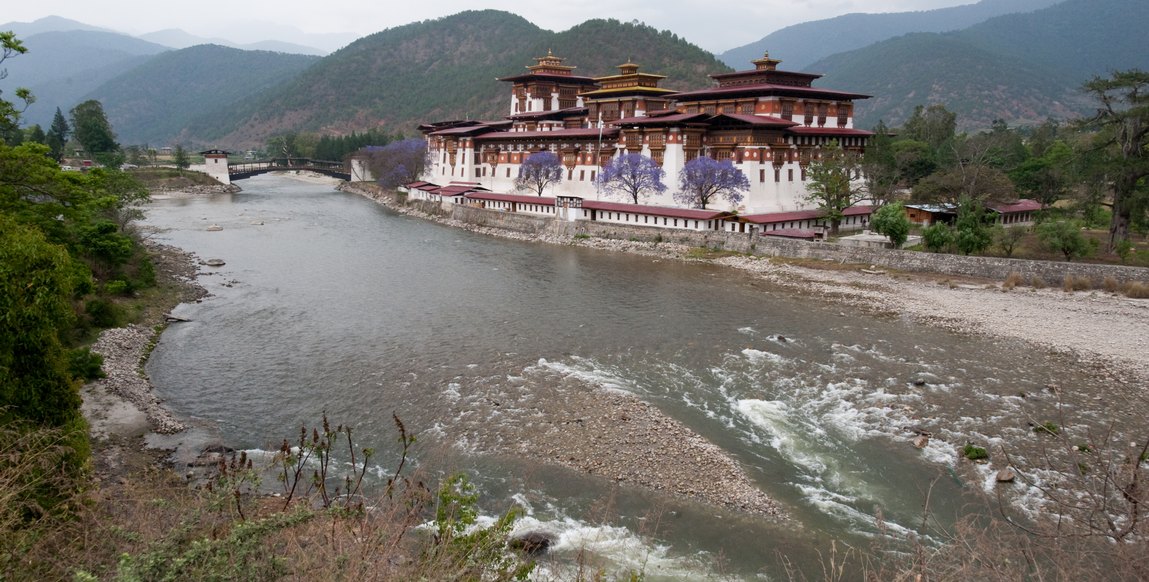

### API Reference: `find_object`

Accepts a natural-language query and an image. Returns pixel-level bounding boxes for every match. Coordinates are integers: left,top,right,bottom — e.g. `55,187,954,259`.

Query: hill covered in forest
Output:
83,44,318,146
719,0,1064,71
184,10,731,147
807,0,1149,130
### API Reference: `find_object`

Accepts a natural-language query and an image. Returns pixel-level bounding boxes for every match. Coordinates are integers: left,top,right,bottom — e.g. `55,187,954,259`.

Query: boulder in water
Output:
509,531,556,556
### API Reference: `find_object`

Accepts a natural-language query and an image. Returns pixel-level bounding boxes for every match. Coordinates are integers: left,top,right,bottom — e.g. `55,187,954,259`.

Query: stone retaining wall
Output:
342,182,1149,285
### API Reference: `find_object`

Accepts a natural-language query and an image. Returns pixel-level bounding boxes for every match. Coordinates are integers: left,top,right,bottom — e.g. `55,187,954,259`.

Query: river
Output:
143,174,1106,579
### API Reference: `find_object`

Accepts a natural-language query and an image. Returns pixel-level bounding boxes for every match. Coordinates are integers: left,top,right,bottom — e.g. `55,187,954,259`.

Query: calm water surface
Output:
144,175,1103,579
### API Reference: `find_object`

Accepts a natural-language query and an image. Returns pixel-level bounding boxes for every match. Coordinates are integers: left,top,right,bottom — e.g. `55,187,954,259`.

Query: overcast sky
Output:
6,1,978,53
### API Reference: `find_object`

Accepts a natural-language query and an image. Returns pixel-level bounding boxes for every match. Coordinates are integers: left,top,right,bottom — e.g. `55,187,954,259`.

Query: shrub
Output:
1034,421,1060,435
1122,281,1149,298
963,443,989,461
1103,277,1120,293
1030,275,1047,289
1115,239,1134,263
1038,220,1091,261
104,279,130,296
1062,275,1092,292
572,233,590,240
871,202,911,247
1003,272,1024,290
67,348,105,381
922,222,952,252
84,298,125,328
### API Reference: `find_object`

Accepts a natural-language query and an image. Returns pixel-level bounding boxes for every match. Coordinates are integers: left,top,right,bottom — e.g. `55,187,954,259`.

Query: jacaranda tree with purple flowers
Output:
674,156,749,210
365,138,429,189
515,151,564,196
596,153,666,204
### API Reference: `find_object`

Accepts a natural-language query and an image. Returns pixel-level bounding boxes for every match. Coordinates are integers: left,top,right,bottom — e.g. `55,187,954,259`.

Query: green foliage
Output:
963,444,989,461
922,222,952,252
116,508,313,581
46,107,70,162
803,141,866,234
953,200,994,255
192,11,729,142
78,220,134,267
1036,220,1092,261
67,348,105,381
996,226,1027,257
870,202,911,247
1034,421,1060,435
173,145,190,173
428,473,533,581
70,100,119,163
84,298,126,329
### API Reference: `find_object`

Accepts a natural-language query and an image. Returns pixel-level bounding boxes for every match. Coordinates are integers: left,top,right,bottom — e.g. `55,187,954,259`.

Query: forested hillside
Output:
191,10,730,147
808,0,1148,130
84,45,318,145
0,31,168,128
719,0,1063,71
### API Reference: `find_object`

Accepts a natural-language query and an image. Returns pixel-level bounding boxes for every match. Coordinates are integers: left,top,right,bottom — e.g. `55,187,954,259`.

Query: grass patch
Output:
1122,281,1149,298
963,444,989,461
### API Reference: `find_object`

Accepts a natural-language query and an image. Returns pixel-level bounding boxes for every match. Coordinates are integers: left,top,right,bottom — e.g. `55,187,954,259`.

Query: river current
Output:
143,175,1106,579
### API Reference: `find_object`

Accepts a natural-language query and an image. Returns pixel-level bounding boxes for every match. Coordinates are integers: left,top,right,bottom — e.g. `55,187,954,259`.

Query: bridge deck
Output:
229,158,350,181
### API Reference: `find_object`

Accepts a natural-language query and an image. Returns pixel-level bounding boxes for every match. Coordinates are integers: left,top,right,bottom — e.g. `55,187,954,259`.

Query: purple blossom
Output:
596,153,667,204
674,156,749,210
515,151,564,196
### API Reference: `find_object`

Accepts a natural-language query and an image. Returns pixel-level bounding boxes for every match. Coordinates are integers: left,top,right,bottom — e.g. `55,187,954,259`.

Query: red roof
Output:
498,72,598,84
474,128,619,141
583,200,733,220
465,192,556,205
429,124,504,137
762,229,820,240
787,126,875,137
509,107,588,120
740,205,873,224
434,185,489,197
404,181,440,192
613,112,710,126
988,199,1042,213
672,83,870,101
711,113,798,127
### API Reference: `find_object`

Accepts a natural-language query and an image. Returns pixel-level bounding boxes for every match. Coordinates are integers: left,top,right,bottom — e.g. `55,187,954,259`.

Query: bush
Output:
1030,275,1047,289
1103,277,1120,293
84,298,125,328
1122,281,1149,298
1062,275,1092,292
1034,421,1060,435
1003,271,1024,290
67,348,105,381
1038,220,1091,261
963,443,989,461
104,279,130,296
871,203,911,247
922,222,952,252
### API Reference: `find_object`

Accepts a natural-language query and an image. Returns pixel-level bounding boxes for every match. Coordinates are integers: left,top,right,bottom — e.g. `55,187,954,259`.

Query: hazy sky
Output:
4,1,978,52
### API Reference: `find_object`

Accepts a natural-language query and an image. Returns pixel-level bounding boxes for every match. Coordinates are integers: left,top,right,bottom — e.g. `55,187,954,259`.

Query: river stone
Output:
203,258,226,267
912,435,930,449
996,468,1016,483
206,224,223,231
509,531,555,556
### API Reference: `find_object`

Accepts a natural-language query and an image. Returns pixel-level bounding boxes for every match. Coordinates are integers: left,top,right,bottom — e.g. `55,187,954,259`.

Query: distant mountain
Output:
188,10,731,148
84,44,318,145
0,15,112,37
139,28,328,56
719,0,1065,71
807,0,1148,130
0,30,169,128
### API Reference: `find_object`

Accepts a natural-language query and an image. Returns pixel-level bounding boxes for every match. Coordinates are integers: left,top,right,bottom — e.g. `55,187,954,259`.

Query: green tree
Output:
70,100,119,165
1077,70,1149,250
922,222,952,252
952,199,994,255
45,107,69,162
864,121,899,205
173,145,190,174
0,216,89,471
804,141,866,235
996,226,1027,258
1037,220,1092,261
26,124,45,145
871,202,911,248
902,104,957,163
0,32,32,144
